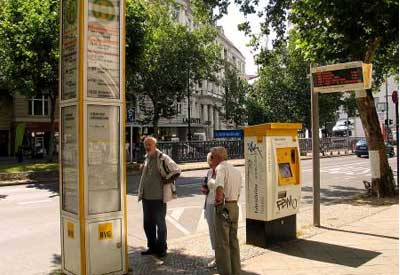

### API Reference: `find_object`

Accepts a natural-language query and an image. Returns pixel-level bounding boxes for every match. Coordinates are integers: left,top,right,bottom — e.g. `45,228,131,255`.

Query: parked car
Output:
355,140,395,158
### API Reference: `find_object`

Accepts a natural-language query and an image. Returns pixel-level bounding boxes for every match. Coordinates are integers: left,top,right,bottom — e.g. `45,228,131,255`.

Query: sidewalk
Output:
126,197,398,275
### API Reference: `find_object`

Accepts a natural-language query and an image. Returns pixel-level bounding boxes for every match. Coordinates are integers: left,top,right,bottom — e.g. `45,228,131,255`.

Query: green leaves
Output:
0,0,59,96
126,0,221,128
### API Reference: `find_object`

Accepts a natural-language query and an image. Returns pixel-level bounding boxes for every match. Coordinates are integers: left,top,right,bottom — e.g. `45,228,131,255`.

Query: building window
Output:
176,101,182,114
28,95,49,116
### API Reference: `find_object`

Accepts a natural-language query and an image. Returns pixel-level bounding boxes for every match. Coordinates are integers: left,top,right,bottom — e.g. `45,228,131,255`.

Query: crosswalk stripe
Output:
170,208,185,220
196,210,208,233
166,215,191,236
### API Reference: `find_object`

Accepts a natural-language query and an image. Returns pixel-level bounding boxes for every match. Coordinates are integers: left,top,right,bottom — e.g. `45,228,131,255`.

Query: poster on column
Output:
62,0,79,100
245,137,266,220
87,105,120,214
62,106,78,213
87,0,120,99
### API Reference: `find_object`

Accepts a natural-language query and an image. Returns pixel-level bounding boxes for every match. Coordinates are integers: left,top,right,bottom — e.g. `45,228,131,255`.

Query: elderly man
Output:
138,136,181,258
211,146,242,275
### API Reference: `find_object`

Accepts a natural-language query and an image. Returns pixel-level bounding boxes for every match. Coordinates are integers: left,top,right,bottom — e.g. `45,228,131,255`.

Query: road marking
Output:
166,215,191,236
196,210,208,233
18,199,51,205
170,208,185,220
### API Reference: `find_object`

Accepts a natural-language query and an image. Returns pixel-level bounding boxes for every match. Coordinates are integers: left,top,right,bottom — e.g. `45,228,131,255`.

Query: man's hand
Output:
200,185,209,194
215,186,224,205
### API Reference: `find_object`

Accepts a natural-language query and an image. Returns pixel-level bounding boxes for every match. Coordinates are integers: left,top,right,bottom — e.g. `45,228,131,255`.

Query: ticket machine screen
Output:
276,147,299,185
278,163,293,178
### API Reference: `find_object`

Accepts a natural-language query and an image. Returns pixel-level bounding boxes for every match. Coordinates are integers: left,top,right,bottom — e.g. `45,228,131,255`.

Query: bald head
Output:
144,136,157,155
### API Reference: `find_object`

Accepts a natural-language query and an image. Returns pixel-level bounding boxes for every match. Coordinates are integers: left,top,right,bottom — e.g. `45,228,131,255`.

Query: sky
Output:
218,3,263,76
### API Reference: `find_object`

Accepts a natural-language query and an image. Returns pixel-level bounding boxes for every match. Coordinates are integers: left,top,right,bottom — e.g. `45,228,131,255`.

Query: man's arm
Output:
214,166,226,205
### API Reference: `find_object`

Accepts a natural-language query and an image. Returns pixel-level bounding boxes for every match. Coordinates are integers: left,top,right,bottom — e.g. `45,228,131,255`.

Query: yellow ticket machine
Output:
244,123,302,247
59,0,128,274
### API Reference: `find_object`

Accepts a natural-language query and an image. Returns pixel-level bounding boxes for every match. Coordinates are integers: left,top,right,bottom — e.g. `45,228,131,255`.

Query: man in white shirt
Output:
211,146,242,275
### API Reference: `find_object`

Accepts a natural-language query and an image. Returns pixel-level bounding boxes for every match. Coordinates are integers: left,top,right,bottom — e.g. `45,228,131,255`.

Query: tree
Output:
0,0,59,161
126,0,221,138
222,62,249,127
248,32,342,131
207,0,398,197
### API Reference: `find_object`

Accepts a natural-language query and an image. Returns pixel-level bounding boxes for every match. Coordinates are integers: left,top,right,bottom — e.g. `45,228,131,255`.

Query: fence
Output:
130,137,364,163
299,137,364,156
132,140,244,163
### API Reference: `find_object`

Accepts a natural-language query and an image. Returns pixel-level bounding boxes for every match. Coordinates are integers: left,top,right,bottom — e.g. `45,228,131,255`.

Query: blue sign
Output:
127,108,135,122
214,129,243,139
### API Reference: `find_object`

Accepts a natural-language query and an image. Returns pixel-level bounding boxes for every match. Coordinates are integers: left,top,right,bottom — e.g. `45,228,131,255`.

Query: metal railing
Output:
130,137,364,163
299,137,364,156
133,140,244,163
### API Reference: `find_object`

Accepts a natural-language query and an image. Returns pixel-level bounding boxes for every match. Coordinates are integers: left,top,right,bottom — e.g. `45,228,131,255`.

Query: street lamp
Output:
187,67,192,141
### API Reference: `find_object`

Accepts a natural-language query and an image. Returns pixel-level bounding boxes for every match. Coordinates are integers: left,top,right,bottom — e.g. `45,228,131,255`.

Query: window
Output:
176,101,182,114
28,95,49,116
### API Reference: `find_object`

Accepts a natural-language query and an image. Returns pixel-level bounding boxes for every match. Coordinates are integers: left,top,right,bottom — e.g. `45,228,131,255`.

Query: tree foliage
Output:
248,32,342,129
126,0,221,136
205,0,398,196
0,0,59,161
222,62,249,127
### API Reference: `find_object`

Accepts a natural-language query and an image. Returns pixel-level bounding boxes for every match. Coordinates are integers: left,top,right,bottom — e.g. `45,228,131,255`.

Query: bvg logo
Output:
91,0,116,22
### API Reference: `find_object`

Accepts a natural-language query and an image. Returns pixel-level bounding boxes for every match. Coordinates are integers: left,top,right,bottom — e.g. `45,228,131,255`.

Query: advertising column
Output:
60,1,127,275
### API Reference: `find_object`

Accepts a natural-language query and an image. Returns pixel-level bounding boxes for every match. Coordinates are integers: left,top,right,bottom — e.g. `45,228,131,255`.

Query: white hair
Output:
207,152,212,165
144,136,157,145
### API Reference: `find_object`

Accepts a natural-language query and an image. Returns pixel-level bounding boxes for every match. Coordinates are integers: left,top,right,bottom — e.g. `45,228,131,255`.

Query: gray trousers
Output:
215,202,241,275
205,203,216,250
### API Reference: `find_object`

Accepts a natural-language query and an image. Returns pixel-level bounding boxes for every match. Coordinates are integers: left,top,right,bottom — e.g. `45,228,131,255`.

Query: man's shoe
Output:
157,250,167,258
141,249,157,256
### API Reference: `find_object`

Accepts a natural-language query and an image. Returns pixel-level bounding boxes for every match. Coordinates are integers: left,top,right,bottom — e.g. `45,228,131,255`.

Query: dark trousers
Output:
142,199,167,252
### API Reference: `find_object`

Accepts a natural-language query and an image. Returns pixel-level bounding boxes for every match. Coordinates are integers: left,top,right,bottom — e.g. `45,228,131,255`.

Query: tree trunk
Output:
152,113,160,139
356,90,395,197
354,36,396,197
47,93,57,162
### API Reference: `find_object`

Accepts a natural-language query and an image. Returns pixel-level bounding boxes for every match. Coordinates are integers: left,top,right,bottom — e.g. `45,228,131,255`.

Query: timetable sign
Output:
311,62,372,93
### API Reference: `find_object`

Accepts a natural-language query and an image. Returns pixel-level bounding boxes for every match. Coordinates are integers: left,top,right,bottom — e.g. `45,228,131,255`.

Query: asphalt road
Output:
0,155,397,275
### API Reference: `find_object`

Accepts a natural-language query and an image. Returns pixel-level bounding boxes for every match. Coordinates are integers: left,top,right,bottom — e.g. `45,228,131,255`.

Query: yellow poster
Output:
98,222,113,240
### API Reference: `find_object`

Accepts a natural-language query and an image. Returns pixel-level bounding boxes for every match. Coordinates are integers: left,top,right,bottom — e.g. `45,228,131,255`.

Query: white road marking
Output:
18,199,51,205
166,215,191,236
196,210,208,233
170,208,185,220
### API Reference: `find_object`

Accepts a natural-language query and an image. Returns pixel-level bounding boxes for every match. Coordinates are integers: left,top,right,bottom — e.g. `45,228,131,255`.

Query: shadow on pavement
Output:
270,239,381,268
26,182,59,198
320,226,399,240
128,245,259,275
301,185,364,205
0,194,7,200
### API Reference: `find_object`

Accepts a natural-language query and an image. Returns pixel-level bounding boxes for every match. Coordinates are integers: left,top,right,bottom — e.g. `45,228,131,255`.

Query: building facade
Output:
0,93,59,157
125,0,246,143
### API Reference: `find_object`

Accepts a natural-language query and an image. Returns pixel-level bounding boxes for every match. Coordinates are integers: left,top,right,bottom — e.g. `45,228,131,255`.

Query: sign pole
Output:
310,64,320,227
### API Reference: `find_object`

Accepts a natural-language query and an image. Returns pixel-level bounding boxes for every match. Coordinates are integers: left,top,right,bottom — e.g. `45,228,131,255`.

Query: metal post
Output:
385,77,389,141
395,102,399,187
310,64,320,227
187,68,192,141
130,126,133,163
